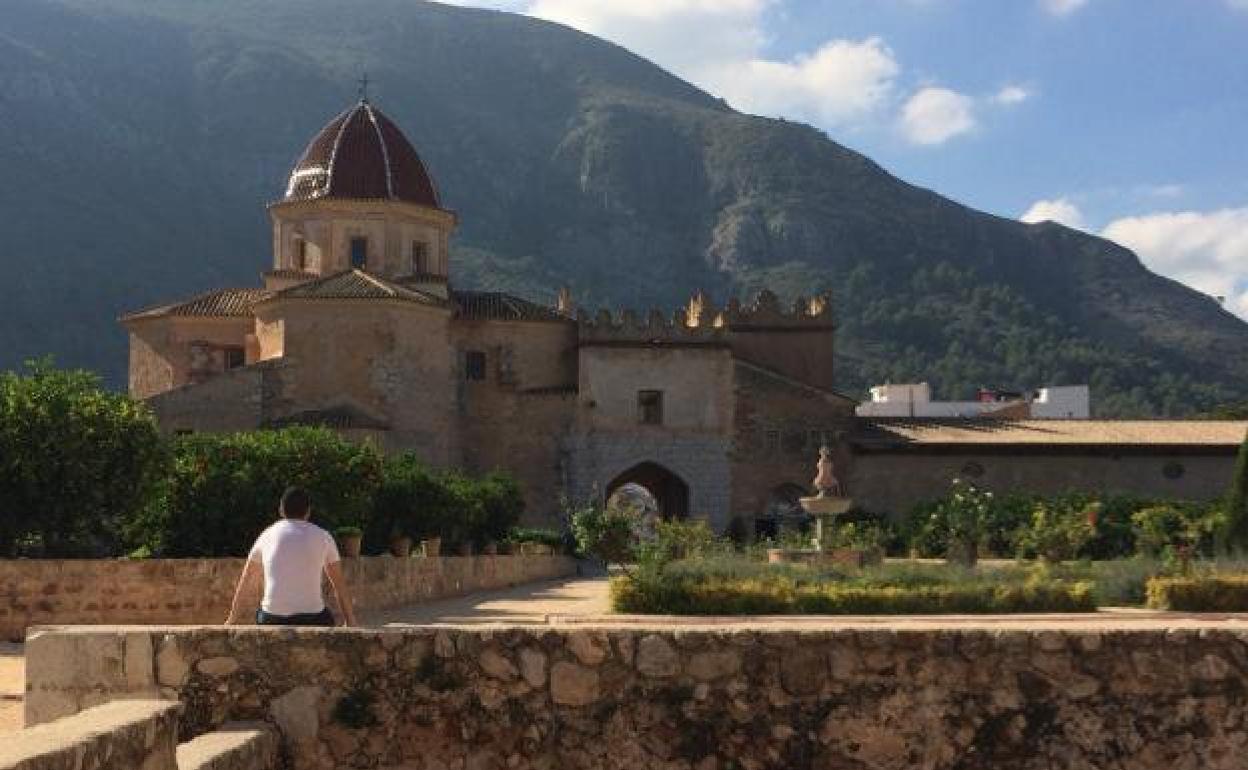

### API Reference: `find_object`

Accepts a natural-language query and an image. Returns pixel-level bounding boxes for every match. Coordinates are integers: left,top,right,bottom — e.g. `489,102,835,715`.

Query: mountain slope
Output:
2,0,1245,415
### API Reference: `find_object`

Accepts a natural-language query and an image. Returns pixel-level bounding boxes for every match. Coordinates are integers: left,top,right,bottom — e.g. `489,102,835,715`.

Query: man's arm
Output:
325,560,357,627
225,560,262,625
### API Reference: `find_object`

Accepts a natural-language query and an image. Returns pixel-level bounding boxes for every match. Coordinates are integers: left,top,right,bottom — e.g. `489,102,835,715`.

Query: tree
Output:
0,359,165,557
1224,430,1248,552
144,427,383,557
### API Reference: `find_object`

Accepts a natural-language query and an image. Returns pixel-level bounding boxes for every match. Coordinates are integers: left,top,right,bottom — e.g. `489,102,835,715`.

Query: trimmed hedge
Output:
1145,575,1248,612
611,575,1096,615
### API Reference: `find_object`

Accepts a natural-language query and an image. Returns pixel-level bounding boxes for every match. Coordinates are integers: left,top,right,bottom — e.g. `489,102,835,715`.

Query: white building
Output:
856,383,1090,419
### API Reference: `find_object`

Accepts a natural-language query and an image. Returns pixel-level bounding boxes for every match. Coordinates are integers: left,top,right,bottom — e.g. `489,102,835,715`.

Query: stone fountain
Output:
801,445,853,552
767,445,863,566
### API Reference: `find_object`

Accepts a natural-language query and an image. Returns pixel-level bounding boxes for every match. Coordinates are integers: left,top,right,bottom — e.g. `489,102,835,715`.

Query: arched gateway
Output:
605,462,690,520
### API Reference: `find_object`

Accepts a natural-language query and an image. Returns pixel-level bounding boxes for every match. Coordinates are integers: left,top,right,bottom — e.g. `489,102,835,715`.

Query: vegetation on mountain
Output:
2,0,1246,414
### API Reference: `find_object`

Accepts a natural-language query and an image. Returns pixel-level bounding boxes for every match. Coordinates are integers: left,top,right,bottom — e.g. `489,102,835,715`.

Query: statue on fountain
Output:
800,445,853,551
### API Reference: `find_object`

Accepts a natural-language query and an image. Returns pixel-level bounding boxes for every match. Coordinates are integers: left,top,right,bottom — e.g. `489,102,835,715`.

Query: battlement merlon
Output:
720,289,835,330
575,289,833,346
577,306,728,346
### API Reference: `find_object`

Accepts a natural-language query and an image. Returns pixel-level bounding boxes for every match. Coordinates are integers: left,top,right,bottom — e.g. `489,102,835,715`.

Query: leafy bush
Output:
506,527,566,548
570,499,636,567
139,427,383,557
0,360,166,557
1017,498,1098,562
1130,503,1224,562
937,479,993,564
612,572,1095,615
370,453,453,550
1145,575,1248,611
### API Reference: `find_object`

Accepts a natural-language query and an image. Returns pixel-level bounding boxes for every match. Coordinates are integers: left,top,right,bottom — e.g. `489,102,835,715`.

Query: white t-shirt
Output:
247,519,341,616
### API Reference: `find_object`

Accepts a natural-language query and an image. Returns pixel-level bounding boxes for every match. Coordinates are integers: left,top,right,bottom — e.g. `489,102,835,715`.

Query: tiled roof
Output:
283,100,441,207
122,288,270,322
265,405,389,431
268,269,445,305
855,419,1248,448
452,290,569,322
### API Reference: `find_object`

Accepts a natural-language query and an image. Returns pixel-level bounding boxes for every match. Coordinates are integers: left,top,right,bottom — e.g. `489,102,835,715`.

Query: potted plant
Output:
483,542,498,556
942,479,992,568
390,532,413,558
335,526,364,558
421,536,442,558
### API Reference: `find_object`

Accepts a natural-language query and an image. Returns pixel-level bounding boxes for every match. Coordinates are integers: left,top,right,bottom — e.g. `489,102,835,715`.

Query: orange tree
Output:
0,359,165,557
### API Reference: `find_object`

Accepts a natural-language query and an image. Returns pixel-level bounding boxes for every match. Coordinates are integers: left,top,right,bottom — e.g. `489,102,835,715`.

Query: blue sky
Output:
445,0,1248,318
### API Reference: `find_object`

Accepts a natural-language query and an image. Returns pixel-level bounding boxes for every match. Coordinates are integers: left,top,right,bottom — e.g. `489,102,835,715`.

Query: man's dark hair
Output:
280,486,311,519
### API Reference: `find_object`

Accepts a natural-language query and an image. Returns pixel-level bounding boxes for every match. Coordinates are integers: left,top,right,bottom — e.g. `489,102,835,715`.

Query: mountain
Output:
2,0,1246,415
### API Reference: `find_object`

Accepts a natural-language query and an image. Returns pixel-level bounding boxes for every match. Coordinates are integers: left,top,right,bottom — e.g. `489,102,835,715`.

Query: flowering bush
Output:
937,479,993,565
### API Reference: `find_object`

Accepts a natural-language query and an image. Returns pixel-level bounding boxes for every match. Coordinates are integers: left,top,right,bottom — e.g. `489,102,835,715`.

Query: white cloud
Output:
899,87,976,145
526,0,899,128
705,39,900,128
1021,198,1086,229
1040,0,1090,16
993,85,1030,106
1103,207,1248,319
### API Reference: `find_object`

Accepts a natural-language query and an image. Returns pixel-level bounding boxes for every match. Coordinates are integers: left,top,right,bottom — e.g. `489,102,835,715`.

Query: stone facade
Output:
849,450,1244,515
0,555,574,641
26,623,1248,769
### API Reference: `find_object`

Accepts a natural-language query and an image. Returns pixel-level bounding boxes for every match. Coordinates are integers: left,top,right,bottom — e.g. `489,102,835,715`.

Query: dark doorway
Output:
606,462,690,520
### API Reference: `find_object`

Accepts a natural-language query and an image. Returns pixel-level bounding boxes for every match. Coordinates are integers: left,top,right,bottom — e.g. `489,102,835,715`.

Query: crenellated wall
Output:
24,622,1248,770
0,555,575,641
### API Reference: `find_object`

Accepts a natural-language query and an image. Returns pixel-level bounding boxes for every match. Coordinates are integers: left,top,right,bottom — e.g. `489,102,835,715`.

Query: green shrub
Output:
471,471,525,548
570,499,635,567
0,359,166,557
1146,575,1248,611
145,427,383,557
1017,498,1097,562
506,527,565,548
612,572,1095,615
369,453,453,551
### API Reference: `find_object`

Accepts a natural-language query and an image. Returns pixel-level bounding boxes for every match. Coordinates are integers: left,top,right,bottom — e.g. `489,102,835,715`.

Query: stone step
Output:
176,723,278,770
0,699,180,770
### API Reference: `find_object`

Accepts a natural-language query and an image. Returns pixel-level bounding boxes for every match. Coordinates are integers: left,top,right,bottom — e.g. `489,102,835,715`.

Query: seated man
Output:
225,486,357,627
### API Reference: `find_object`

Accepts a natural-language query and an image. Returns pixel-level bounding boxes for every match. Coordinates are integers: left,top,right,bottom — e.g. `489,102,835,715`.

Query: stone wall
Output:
0,555,574,641
26,622,1248,769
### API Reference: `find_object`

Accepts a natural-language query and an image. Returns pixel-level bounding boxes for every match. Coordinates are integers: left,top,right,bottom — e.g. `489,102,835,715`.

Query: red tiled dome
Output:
283,101,441,207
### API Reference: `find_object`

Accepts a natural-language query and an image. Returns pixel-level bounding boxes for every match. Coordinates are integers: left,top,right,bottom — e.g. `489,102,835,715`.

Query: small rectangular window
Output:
411,241,429,275
350,237,368,269
465,350,487,381
224,347,245,370
638,390,664,425
765,430,781,453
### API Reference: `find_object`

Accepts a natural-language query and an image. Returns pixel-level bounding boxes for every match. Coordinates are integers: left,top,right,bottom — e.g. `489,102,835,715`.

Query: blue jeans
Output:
255,607,335,626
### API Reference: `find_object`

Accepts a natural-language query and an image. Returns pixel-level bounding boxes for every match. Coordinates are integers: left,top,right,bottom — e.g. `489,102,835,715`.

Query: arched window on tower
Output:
294,238,308,271
350,237,368,269
411,241,429,275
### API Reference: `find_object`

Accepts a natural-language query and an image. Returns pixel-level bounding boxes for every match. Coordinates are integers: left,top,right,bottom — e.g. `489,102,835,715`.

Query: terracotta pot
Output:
483,542,498,556
338,534,363,559
457,542,473,557
421,537,441,558
390,536,413,558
